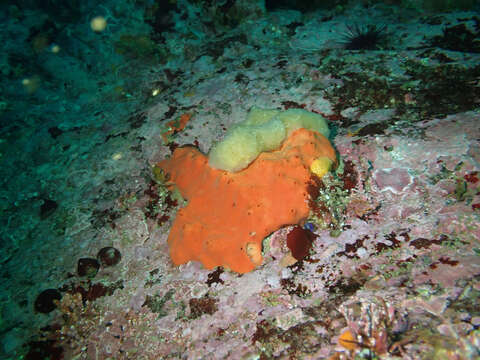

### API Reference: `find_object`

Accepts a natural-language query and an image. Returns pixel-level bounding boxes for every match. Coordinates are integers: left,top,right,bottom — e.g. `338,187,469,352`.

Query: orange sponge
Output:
161,113,191,143
157,128,336,273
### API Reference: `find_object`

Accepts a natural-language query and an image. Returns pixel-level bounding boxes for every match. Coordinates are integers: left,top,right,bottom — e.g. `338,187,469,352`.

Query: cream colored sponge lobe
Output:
208,107,330,172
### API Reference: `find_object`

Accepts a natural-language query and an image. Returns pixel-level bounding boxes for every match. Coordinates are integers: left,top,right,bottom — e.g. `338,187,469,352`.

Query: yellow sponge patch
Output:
310,156,333,178
208,107,330,172
254,117,286,151
208,126,261,173
277,108,330,138
244,107,280,126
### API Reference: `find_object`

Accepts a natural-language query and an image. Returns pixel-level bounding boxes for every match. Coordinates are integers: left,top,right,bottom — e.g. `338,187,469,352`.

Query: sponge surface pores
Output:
208,108,330,172
158,128,336,273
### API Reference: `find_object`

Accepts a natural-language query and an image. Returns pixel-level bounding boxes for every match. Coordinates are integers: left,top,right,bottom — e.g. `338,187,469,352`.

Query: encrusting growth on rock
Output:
157,128,336,273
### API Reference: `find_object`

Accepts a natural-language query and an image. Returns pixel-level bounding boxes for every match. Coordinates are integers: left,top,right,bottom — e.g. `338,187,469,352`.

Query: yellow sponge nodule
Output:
310,156,333,178
208,107,330,172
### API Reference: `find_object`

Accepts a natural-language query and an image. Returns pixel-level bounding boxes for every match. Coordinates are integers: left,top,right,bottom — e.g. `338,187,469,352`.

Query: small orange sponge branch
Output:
161,113,192,143
157,129,336,273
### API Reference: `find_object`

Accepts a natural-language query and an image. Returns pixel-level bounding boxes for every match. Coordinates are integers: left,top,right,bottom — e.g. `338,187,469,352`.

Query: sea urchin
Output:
342,24,388,50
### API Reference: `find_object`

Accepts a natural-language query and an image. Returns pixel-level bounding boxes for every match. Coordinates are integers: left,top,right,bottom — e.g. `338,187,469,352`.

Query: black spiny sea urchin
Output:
341,24,388,50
